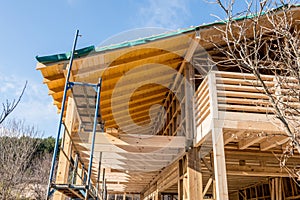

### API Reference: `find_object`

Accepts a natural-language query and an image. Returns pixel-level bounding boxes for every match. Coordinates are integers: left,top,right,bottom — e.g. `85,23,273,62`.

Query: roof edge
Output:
36,4,300,65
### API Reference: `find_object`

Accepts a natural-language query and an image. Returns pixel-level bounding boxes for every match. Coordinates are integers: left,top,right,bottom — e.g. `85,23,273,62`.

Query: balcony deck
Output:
194,71,290,150
193,71,300,197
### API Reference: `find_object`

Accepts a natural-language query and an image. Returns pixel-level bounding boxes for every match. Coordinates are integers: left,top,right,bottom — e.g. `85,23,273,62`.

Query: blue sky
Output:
0,0,239,137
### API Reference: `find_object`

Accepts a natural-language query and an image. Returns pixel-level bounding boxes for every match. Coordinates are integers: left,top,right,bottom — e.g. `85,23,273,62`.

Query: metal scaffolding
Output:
46,30,105,200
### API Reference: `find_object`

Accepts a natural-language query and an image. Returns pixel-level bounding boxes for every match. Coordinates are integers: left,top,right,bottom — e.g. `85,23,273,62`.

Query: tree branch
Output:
0,81,27,124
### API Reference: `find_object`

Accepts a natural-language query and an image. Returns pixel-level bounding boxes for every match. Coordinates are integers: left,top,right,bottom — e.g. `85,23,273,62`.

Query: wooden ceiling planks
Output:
37,34,190,116
73,139,183,193
36,29,196,193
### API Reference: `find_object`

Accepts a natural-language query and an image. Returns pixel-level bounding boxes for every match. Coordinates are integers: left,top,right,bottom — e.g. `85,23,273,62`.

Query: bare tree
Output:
205,0,300,177
0,81,27,124
30,153,52,199
0,119,41,199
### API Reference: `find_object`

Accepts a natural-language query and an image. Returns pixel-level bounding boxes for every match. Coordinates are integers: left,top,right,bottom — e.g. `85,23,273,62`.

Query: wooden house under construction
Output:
36,5,300,200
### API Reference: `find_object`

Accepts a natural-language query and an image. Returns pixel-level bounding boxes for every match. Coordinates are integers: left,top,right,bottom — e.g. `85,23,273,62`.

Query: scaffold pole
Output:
46,29,80,199
96,152,103,200
85,78,102,200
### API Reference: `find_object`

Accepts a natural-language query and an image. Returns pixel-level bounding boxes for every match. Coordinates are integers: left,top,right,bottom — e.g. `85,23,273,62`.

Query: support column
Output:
212,128,228,200
178,149,203,200
184,63,196,147
140,193,144,200
278,178,282,200
271,178,282,200
178,158,185,200
54,97,76,200
208,71,229,200
154,191,161,200
77,163,83,185
271,178,275,200
187,148,203,200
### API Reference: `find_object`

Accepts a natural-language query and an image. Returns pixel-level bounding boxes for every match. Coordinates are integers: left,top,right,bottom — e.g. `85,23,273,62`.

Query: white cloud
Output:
0,75,19,94
0,73,58,137
138,0,191,30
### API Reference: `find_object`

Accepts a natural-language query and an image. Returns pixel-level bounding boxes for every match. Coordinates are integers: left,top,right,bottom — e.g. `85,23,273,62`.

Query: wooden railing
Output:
194,71,300,144
194,71,278,126
194,76,210,127
216,71,275,114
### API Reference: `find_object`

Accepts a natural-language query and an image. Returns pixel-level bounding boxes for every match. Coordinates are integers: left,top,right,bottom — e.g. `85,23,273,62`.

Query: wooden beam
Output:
219,118,283,133
203,177,213,197
260,135,289,151
43,73,65,83
105,113,152,128
226,164,292,177
225,149,300,161
50,58,180,109
102,106,160,124
74,45,187,78
100,67,175,94
92,159,169,168
102,95,163,115
201,157,212,173
106,104,161,120
76,142,183,156
49,87,64,95
74,132,186,148
223,130,244,145
238,135,266,150
55,84,167,108
102,87,167,108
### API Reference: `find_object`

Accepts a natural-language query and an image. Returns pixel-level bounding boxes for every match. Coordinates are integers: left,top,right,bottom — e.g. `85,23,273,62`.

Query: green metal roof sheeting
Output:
36,27,196,64
94,27,195,52
36,4,300,64
36,45,95,64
